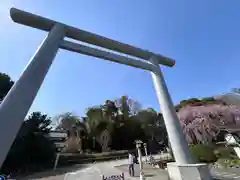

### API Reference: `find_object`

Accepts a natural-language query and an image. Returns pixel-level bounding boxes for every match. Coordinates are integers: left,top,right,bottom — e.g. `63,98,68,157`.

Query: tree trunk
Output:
79,138,83,154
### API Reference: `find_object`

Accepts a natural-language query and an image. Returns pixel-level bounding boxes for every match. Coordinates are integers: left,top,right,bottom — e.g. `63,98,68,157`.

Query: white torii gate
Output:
0,8,211,180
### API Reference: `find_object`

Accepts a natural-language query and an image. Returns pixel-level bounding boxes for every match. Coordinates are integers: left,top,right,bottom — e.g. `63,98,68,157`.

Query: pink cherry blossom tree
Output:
177,104,240,144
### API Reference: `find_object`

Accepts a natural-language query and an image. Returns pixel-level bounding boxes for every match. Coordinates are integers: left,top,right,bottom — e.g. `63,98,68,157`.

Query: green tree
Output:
102,100,118,121
1,112,56,175
85,107,104,135
0,72,14,102
84,106,116,151
111,116,145,150
135,108,168,152
137,108,158,140
175,97,221,112
156,113,168,144
22,112,52,134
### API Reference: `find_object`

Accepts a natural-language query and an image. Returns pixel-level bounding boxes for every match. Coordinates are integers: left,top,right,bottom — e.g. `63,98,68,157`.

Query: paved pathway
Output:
210,167,240,180
115,164,169,180
18,164,90,180
19,154,168,180
18,153,240,180
64,159,240,180
64,159,170,180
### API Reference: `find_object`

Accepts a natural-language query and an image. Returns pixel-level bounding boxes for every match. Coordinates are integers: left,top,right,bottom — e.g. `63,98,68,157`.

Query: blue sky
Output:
1,0,240,120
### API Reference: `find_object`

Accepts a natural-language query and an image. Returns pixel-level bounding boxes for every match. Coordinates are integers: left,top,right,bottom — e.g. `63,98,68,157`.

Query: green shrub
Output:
214,147,237,159
230,158,240,165
216,158,230,168
190,144,217,163
201,97,216,104
216,158,240,168
60,149,134,160
59,150,135,165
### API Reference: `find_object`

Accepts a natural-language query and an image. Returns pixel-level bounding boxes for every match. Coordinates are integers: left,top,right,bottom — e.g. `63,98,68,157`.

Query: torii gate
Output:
0,8,211,180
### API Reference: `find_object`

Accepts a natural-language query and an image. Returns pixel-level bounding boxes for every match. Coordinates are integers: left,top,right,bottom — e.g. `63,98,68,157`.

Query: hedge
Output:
214,147,238,159
216,158,240,168
190,144,217,163
58,150,135,165
61,149,134,158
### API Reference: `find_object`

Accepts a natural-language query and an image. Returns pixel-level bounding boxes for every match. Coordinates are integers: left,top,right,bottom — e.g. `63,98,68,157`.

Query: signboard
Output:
102,172,124,180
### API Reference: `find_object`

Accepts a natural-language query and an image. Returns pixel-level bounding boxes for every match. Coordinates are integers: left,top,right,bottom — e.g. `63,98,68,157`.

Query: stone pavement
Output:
18,154,167,180
210,167,240,180
115,163,169,180
64,161,240,180
64,158,170,180
17,153,240,180
18,164,90,180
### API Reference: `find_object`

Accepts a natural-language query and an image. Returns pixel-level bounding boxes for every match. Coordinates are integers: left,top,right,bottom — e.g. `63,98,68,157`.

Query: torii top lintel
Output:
10,7,175,67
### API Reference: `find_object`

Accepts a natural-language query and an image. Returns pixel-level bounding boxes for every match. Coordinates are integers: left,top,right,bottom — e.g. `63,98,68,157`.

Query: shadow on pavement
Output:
133,174,155,177
115,164,163,178
18,164,89,180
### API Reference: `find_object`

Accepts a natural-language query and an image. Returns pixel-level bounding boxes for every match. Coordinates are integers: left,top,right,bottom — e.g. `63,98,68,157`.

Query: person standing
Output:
128,152,135,177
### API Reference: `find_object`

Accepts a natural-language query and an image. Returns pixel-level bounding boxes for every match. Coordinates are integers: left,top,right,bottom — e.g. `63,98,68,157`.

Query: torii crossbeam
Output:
0,8,211,180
